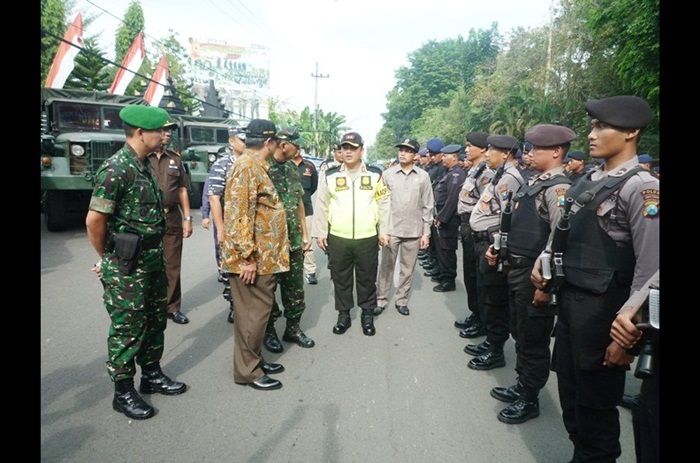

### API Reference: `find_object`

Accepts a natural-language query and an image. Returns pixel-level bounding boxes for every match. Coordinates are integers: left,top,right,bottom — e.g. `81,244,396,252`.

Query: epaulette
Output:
367,165,383,176
325,165,341,177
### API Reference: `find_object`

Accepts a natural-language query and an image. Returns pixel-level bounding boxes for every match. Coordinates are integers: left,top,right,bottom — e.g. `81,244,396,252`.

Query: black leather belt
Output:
471,230,491,242
509,254,535,269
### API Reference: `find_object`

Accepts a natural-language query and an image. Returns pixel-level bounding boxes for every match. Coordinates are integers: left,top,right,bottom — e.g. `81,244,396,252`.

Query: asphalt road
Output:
40,214,639,463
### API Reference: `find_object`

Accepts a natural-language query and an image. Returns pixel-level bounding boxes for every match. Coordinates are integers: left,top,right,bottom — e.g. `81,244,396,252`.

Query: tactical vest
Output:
562,168,642,294
325,165,384,240
509,175,572,259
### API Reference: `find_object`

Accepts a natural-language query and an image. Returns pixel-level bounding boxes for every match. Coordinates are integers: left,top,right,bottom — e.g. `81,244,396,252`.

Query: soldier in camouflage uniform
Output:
86,105,187,420
263,128,315,352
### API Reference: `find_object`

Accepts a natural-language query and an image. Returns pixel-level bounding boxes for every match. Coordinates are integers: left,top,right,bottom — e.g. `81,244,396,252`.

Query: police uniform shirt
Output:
382,164,434,238
527,166,571,245
619,269,659,313
584,157,659,291
457,166,495,215
469,163,524,232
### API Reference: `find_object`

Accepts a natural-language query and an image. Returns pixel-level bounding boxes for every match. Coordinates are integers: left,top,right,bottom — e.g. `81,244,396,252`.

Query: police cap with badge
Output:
340,132,364,147
395,138,420,153
119,105,170,130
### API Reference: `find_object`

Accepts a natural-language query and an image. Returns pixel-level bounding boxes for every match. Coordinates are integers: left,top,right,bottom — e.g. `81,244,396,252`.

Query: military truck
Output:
163,114,238,209
40,88,148,231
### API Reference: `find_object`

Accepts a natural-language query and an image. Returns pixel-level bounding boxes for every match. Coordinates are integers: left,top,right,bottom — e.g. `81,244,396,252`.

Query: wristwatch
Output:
183,216,193,221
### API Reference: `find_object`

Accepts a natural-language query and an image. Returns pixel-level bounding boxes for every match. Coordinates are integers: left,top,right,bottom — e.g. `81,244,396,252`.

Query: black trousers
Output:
633,359,659,463
474,239,509,349
553,283,629,462
436,234,458,283
507,266,555,398
459,217,479,319
327,234,379,312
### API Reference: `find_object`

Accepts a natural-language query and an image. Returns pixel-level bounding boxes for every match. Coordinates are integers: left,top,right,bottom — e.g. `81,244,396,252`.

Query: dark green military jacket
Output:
89,143,165,272
267,157,304,251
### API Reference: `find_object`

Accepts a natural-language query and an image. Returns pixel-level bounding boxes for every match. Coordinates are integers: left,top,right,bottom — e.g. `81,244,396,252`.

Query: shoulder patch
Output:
555,187,567,206
641,188,659,217
326,165,341,176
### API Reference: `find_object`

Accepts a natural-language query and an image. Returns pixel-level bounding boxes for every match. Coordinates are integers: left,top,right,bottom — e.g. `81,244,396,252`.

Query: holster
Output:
112,232,142,275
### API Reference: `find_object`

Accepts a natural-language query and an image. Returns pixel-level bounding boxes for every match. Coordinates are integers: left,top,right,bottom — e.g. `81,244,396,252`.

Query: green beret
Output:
119,105,170,130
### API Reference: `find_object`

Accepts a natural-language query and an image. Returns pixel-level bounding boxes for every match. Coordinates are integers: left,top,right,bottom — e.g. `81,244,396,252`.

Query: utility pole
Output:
311,62,329,156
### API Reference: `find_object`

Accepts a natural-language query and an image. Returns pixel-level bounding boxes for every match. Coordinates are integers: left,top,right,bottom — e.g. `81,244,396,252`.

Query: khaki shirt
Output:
528,166,571,245
221,150,290,275
469,163,524,232
586,157,659,292
382,163,434,238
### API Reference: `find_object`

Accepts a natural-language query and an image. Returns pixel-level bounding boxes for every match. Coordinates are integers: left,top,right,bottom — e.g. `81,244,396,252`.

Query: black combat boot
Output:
467,349,506,370
333,310,351,334
113,378,155,420
497,388,540,424
263,320,284,353
490,380,523,403
140,363,188,395
282,319,315,348
361,308,376,336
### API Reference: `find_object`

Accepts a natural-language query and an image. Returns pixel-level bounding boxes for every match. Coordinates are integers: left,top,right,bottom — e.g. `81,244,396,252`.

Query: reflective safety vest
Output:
325,164,388,239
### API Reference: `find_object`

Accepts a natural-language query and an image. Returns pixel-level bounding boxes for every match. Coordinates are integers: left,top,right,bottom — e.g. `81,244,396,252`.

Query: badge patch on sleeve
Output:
335,177,349,191
374,178,390,199
641,189,659,217
555,187,568,207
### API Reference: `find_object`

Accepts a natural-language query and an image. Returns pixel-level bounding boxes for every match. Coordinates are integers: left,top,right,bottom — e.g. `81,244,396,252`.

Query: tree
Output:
156,30,198,114
41,0,67,83
64,37,112,91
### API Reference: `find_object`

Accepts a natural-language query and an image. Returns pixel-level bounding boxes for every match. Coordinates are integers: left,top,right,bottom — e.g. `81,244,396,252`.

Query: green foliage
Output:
41,0,67,83
269,104,348,159
64,36,112,91
378,25,500,156
376,0,659,157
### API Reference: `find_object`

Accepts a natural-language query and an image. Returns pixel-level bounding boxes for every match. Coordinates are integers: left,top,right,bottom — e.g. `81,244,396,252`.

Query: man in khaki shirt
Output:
375,139,433,316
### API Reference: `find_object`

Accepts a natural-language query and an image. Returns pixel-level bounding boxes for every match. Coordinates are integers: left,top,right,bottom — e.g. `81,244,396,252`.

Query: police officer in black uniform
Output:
422,138,446,277
431,144,467,292
455,132,493,335
531,96,659,463
487,124,576,424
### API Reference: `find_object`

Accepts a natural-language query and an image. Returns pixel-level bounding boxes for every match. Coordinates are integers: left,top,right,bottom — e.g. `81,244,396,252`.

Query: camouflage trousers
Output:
271,248,306,322
101,255,167,382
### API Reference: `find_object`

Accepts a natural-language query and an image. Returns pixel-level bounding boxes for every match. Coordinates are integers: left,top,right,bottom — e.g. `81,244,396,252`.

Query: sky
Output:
72,0,554,145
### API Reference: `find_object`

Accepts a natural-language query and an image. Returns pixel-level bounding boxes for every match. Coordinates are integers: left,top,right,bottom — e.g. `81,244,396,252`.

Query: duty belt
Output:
471,230,491,242
508,254,535,269
105,233,163,252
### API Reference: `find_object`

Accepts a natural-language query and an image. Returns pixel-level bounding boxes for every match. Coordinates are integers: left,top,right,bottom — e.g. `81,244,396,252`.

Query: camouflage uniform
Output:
267,157,306,322
89,144,167,382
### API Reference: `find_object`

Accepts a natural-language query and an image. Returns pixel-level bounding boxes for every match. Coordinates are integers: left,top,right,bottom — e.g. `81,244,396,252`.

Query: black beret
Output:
566,151,588,161
119,105,169,130
246,119,277,138
395,138,420,152
441,144,462,154
585,95,653,129
465,132,489,149
525,124,576,147
487,135,520,152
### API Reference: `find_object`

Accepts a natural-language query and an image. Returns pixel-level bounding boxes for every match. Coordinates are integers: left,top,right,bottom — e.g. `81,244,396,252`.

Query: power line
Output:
42,28,248,120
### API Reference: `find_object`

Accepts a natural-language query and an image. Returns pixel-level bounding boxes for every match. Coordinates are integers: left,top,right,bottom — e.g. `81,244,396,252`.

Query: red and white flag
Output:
108,32,146,95
44,13,84,89
143,55,170,107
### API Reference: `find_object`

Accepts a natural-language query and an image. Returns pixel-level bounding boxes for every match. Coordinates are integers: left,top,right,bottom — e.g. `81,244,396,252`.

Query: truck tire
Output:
45,190,68,232
188,182,203,209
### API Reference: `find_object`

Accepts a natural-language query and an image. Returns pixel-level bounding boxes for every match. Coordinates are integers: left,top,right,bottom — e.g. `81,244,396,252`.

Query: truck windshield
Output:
188,127,230,144
54,102,125,131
